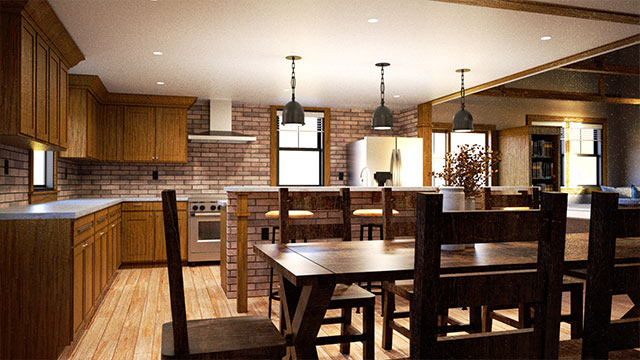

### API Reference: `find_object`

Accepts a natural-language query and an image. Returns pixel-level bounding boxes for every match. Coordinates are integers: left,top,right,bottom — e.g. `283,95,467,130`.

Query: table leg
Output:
278,274,335,360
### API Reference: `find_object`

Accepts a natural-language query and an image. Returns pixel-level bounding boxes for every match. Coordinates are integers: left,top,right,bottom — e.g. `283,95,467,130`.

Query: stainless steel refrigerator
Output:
347,136,423,186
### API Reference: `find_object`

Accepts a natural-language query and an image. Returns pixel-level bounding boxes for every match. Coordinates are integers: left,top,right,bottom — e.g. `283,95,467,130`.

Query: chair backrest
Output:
410,191,567,359
582,191,640,358
161,190,189,356
382,188,433,240
279,188,351,243
483,187,540,210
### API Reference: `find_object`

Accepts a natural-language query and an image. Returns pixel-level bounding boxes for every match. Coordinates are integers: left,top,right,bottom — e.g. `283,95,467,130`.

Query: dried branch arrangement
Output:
433,144,501,198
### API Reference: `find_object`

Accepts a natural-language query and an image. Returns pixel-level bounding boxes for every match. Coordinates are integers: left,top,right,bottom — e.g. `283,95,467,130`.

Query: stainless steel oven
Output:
188,195,226,262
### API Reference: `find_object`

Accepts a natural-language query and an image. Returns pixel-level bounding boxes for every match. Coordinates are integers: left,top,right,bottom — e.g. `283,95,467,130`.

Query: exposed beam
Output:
431,0,640,25
426,34,640,106
559,62,640,76
476,86,640,105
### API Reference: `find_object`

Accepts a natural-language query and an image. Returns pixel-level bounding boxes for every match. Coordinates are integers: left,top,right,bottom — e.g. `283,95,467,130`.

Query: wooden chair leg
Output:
268,267,274,318
437,309,448,336
382,288,395,350
570,286,583,339
363,303,375,360
481,305,493,332
518,303,528,328
469,306,482,333
340,307,352,355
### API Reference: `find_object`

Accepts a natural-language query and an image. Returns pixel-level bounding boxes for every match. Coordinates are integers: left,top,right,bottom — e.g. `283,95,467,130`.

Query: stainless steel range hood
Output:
188,99,256,143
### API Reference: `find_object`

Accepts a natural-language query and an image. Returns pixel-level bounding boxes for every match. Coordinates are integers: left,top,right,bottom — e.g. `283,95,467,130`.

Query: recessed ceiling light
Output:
156,81,165,85
153,51,163,56
368,18,379,23
540,36,552,41
393,95,400,98
283,89,290,92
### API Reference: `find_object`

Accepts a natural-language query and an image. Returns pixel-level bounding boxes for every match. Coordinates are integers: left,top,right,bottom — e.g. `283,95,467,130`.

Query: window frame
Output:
270,106,331,186
29,150,58,204
526,115,607,192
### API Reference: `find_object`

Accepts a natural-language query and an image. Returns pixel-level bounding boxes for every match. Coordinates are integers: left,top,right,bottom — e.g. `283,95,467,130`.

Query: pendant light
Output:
372,62,393,130
282,55,305,126
452,68,473,132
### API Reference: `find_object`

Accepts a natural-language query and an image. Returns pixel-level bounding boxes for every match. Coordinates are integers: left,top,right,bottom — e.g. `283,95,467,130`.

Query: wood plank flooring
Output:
64,265,636,360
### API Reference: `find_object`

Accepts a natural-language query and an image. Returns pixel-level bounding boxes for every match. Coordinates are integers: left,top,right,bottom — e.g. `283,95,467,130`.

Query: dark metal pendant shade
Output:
372,62,393,130
372,104,393,130
452,108,473,132
282,100,305,126
282,55,305,126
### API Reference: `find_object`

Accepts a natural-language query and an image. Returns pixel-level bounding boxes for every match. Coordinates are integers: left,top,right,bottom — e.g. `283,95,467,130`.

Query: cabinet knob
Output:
100,232,105,236
83,243,88,248
112,224,116,228
149,213,152,217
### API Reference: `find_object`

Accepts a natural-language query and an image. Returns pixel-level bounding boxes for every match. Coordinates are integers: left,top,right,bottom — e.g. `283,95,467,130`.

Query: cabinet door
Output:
20,21,36,138
102,105,124,162
123,106,155,162
115,219,122,268
73,242,83,334
48,50,60,145
59,63,68,148
83,236,94,317
35,36,48,142
122,211,155,263
154,211,166,262
100,229,107,291
155,107,187,162
107,222,114,278
86,94,100,159
93,231,102,302
179,211,187,261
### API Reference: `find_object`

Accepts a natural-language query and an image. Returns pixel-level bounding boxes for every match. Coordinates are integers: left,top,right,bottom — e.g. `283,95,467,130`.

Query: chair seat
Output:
565,269,587,280
329,284,375,308
559,339,640,360
264,210,314,219
161,316,286,359
382,279,413,300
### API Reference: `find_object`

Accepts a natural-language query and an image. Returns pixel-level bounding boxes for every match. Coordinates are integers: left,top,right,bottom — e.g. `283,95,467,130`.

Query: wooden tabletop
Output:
254,234,640,286
352,209,400,217
264,210,314,219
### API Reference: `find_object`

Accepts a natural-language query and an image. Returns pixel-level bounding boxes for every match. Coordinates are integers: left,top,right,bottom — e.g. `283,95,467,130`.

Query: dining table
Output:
254,234,640,359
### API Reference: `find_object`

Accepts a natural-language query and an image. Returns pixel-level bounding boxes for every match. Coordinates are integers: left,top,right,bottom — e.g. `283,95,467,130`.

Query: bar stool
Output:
264,209,314,318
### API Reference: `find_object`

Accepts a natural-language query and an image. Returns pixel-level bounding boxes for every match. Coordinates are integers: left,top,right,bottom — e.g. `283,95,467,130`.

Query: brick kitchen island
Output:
223,186,436,312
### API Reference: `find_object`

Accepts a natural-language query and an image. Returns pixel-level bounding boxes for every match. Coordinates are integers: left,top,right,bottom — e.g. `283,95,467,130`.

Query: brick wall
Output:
0,145,30,208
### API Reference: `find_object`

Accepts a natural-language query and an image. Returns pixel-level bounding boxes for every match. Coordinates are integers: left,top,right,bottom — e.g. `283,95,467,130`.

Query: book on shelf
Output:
533,183,554,191
532,161,553,179
531,139,554,157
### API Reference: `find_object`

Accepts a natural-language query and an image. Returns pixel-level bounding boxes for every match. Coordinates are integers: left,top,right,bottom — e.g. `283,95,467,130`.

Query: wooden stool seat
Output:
161,316,286,359
562,275,584,285
352,209,399,217
559,339,640,360
382,279,413,300
264,210,314,218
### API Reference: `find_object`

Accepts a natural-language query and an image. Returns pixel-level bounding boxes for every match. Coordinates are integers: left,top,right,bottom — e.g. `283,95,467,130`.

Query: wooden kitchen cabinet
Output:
72,242,84,334
61,86,102,160
155,107,188,162
102,105,124,162
123,106,156,162
83,235,95,317
153,210,187,262
122,210,156,263
0,4,81,152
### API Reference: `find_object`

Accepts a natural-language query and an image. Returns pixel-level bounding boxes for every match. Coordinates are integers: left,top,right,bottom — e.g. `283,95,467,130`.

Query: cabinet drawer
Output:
94,209,109,231
73,214,94,246
108,204,121,221
122,202,154,211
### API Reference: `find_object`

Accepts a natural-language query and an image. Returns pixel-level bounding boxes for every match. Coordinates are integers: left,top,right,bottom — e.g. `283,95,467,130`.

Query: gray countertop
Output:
224,186,438,192
0,197,189,220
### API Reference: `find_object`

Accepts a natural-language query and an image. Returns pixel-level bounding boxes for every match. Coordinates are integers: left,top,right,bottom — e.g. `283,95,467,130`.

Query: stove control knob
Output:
192,205,198,211
210,205,216,211
199,205,205,211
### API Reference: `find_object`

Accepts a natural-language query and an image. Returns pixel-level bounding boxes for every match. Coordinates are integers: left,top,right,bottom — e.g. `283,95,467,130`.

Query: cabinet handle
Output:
100,232,105,236
76,222,93,234
112,224,116,228
83,243,88,248
96,216,107,224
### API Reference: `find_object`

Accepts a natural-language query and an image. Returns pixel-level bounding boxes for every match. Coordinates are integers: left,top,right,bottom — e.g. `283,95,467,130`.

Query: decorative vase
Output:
438,186,465,252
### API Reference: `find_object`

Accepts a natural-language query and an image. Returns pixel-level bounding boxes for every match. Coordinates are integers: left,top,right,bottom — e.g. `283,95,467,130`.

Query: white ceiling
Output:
49,0,639,110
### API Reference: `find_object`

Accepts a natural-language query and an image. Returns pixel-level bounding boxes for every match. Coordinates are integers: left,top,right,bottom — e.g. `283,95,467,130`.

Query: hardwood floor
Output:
64,265,636,360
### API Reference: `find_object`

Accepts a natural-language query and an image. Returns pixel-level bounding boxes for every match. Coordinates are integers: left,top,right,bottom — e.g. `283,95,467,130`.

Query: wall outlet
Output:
3,159,8,175
338,172,344,180
152,170,158,180
261,227,270,241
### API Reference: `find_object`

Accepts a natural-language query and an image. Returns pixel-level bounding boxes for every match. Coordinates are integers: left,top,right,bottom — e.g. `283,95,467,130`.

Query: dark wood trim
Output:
427,35,640,106
269,106,332,186
417,103,433,186
430,0,640,25
476,86,640,105
559,62,640,77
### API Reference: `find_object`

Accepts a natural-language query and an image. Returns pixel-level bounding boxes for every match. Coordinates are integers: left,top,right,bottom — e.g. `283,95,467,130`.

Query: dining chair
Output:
278,187,376,359
559,191,640,359
381,188,481,351
482,187,584,339
159,190,286,359
410,191,568,359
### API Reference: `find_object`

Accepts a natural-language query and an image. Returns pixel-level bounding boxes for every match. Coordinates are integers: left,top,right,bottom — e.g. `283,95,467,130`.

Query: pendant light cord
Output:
291,58,297,101
380,66,385,106
460,70,465,110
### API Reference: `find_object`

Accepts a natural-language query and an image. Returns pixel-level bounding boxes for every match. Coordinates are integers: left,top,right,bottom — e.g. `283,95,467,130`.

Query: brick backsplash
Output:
0,101,418,207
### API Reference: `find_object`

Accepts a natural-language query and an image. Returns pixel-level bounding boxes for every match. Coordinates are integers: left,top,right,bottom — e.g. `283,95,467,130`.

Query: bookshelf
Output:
498,125,561,192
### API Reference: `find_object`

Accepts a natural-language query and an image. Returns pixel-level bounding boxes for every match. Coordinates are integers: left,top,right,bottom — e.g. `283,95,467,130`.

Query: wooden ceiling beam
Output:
431,0,640,25
476,86,640,105
558,62,640,76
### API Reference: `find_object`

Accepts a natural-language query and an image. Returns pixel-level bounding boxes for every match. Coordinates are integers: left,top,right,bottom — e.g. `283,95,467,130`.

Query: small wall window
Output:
32,150,54,190
277,111,325,186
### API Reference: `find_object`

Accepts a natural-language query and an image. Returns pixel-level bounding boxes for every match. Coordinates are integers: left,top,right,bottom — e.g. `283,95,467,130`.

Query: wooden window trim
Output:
29,150,58,204
526,115,607,189
270,106,331,186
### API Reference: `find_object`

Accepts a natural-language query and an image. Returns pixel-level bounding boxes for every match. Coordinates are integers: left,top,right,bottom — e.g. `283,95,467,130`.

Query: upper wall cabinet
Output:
0,1,84,151
61,74,196,163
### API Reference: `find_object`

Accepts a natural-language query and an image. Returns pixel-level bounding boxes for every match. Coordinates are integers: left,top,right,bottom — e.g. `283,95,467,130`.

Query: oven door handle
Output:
190,213,221,217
